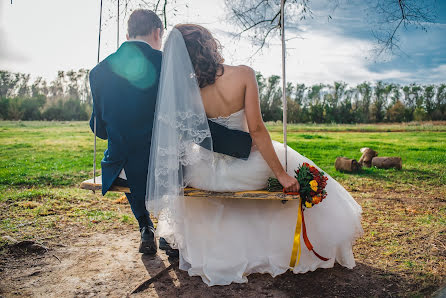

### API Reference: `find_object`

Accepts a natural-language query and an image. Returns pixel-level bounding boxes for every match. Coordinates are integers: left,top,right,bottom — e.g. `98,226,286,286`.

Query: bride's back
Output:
174,24,249,119
200,65,248,118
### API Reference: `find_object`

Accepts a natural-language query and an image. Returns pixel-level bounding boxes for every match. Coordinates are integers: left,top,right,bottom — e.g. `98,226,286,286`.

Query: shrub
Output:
386,100,406,122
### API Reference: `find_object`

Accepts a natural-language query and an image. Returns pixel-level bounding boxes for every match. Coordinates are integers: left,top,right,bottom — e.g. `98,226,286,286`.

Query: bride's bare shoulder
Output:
232,64,255,74
223,65,256,82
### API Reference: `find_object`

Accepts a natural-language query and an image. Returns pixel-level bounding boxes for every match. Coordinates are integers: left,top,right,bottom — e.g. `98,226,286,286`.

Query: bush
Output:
386,101,406,122
41,98,90,121
7,98,24,120
0,97,10,120
413,107,428,121
21,96,46,120
42,101,64,121
431,110,445,121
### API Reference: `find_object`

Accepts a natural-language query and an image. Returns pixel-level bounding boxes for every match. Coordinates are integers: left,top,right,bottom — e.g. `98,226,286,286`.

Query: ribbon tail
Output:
289,198,302,269
301,205,330,262
313,250,330,261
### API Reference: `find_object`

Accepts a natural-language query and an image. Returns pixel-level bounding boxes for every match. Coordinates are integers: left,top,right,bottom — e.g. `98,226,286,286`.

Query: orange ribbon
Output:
286,190,329,269
301,205,330,262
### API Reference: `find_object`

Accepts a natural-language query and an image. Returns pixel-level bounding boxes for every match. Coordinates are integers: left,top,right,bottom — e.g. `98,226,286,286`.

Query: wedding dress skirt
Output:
156,109,363,286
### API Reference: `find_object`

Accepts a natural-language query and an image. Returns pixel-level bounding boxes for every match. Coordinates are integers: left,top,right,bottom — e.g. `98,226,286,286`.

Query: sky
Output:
1,0,445,86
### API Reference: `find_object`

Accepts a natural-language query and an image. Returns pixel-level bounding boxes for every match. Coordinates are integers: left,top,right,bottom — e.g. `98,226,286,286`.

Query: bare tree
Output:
0,71,20,98
105,0,185,30
225,0,312,51
370,0,437,56
225,0,438,56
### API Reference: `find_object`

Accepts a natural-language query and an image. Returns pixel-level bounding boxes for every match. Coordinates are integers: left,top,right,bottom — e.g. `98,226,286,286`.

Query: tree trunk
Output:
371,157,402,170
335,157,361,173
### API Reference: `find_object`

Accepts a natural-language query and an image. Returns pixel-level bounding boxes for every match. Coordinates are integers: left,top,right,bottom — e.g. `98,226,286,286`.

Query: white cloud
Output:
0,0,113,79
210,26,413,85
405,64,446,84
0,28,28,63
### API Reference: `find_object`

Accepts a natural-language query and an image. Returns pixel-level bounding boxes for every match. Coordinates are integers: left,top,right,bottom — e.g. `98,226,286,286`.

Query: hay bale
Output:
372,157,402,170
335,157,361,173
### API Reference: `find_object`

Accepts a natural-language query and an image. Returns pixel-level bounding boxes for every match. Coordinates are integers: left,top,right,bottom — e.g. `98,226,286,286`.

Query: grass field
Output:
1,121,445,189
0,121,445,296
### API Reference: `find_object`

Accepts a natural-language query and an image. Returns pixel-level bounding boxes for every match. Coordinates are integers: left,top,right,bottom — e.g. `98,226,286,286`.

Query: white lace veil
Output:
146,28,213,218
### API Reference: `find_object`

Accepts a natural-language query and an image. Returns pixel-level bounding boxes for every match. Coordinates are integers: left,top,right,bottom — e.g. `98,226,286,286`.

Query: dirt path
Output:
1,231,167,297
1,187,444,297
0,229,412,298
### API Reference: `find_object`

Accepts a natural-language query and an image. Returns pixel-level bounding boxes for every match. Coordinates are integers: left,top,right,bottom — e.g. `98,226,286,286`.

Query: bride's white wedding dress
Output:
156,108,364,286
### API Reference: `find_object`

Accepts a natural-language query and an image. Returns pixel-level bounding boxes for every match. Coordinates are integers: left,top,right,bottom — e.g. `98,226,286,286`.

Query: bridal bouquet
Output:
267,162,328,208
268,162,330,266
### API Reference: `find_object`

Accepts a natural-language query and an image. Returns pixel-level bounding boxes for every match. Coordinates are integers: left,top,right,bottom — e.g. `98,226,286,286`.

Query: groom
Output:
89,9,252,255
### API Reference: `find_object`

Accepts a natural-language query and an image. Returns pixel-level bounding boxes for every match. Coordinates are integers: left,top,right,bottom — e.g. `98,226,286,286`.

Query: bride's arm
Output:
242,66,300,193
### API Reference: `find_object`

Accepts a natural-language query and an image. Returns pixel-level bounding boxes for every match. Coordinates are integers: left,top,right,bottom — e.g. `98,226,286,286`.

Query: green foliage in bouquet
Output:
295,166,313,200
267,177,283,192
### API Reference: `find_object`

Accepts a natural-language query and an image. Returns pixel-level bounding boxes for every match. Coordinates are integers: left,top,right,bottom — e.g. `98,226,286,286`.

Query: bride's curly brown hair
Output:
175,24,224,88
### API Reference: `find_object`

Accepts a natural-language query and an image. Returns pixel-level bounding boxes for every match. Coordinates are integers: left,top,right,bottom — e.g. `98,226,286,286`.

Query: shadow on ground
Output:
0,231,440,297
137,260,410,297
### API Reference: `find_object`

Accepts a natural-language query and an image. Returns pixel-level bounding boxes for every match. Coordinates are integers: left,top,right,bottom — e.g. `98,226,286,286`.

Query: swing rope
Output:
93,0,103,186
117,0,120,49
93,0,119,187
280,0,287,171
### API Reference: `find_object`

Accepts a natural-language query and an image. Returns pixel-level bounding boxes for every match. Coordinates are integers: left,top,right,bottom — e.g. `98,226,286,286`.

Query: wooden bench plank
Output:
80,177,130,193
80,177,297,201
183,188,295,201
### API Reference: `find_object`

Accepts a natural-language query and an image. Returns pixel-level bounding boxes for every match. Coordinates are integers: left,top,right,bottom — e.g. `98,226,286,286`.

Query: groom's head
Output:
127,9,163,50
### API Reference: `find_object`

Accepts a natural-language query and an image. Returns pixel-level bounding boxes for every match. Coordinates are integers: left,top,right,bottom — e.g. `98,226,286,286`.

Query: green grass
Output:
269,127,446,187
265,121,446,132
0,121,107,190
1,121,444,191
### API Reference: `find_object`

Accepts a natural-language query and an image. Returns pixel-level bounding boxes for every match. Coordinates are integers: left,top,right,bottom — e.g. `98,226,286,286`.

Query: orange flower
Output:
312,195,321,204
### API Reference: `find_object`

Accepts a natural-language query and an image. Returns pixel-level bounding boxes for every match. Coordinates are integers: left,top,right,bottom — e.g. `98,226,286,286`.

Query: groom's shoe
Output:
159,237,170,250
139,226,157,255
159,237,179,258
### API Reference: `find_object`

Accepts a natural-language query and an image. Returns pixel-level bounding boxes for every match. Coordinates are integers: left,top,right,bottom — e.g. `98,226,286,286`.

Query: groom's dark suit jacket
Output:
90,41,252,196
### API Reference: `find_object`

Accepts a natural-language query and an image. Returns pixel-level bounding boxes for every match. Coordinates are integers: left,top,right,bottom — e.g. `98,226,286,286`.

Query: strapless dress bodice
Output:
208,109,249,132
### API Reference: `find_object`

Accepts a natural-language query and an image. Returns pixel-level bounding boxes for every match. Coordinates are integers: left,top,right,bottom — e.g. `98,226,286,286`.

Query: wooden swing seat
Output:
80,176,295,201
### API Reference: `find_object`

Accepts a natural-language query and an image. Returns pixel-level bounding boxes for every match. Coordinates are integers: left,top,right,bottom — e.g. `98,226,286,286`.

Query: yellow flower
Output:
305,201,313,208
309,180,318,191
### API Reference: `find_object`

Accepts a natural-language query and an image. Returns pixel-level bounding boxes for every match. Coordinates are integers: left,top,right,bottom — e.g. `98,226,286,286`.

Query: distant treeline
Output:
1,69,445,123
0,70,91,121
257,73,446,123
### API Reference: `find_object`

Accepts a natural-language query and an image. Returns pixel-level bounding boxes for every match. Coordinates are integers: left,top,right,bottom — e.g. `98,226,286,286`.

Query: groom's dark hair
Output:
127,9,163,38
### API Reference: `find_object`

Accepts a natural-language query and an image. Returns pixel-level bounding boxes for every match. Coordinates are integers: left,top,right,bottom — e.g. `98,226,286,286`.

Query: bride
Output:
146,24,363,286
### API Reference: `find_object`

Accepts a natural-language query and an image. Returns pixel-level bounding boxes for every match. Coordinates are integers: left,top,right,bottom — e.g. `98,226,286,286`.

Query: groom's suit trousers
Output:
113,177,153,229
126,192,153,229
